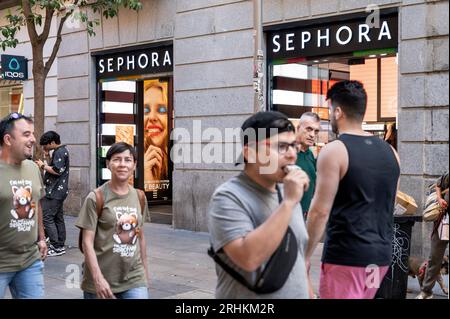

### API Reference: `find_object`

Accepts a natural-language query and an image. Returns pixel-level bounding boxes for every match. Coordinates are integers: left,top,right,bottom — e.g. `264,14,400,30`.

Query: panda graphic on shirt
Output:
112,206,140,258
9,180,36,232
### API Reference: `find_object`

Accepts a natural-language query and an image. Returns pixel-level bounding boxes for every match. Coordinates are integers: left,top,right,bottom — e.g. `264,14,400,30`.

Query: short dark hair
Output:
106,142,137,162
40,131,61,146
236,111,296,165
0,113,33,146
326,80,367,122
241,111,296,145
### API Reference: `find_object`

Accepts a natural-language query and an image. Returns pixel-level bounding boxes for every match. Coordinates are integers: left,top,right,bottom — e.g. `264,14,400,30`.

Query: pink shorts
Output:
319,263,389,299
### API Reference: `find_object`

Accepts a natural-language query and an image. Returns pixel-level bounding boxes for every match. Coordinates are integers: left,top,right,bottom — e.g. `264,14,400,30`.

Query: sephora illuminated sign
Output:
267,10,398,60
96,44,173,79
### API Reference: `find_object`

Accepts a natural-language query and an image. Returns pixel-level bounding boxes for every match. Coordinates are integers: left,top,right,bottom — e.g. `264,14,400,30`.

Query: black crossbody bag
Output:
208,185,298,294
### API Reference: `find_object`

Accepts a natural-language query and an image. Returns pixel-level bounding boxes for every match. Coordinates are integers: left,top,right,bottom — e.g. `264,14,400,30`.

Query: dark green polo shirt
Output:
296,148,317,213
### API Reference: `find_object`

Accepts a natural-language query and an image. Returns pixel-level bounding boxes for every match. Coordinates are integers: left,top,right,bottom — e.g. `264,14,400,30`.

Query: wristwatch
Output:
41,164,45,170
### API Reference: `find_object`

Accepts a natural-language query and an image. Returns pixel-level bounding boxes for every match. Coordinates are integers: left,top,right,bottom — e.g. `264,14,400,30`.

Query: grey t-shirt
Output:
208,172,309,299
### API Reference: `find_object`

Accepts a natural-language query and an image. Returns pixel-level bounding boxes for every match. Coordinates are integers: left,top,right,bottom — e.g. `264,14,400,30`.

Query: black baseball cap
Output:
236,111,295,165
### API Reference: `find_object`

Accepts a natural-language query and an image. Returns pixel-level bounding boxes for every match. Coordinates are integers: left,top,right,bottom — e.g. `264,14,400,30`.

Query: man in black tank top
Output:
304,81,401,299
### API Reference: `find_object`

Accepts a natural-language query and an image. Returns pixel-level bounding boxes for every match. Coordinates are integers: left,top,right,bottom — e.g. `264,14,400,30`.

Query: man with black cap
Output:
207,111,311,299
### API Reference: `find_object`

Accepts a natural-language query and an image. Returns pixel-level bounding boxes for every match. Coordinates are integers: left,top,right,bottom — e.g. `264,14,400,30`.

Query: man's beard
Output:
331,119,339,135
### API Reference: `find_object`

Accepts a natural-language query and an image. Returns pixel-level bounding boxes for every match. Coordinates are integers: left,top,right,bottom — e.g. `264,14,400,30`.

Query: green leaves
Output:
0,11,23,51
0,0,142,50
88,0,143,19
39,0,64,11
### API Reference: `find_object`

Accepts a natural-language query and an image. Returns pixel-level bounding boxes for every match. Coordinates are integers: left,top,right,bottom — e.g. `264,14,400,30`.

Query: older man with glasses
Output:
0,112,47,299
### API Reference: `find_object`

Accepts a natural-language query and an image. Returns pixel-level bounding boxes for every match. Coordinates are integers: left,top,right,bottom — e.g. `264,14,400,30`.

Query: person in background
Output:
296,112,321,220
0,113,47,299
417,172,449,299
305,81,400,299
76,142,150,299
384,122,397,150
35,131,69,257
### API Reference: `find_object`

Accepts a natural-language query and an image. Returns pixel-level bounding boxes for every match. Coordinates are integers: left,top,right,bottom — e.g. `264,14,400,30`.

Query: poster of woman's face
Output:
143,79,170,198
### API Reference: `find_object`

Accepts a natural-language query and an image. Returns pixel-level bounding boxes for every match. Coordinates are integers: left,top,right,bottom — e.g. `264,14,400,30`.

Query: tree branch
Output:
44,0,82,77
21,0,39,45
44,13,70,77
39,6,55,43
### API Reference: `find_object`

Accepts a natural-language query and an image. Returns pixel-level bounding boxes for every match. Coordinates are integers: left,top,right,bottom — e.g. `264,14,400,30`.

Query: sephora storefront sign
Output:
268,10,398,59
96,45,173,79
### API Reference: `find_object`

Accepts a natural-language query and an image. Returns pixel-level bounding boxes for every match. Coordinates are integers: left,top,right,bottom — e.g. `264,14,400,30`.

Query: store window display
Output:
143,80,169,194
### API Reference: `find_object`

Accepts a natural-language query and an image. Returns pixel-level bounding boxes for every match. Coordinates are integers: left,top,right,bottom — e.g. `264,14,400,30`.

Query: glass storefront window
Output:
97,78,173,203
270,54,399,150
380,57,398,119
350,59,378,122
98,80,137,183
0,85,23,118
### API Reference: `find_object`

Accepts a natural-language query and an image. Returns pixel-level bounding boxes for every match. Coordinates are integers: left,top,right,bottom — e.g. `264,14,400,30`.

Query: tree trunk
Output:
32,44,46,160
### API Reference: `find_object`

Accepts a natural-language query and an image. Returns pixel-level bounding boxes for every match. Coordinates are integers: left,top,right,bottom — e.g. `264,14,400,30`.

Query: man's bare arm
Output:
305,141,347,262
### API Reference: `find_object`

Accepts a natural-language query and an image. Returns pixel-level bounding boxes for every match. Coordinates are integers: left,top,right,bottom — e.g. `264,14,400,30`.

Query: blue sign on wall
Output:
1,54,28,81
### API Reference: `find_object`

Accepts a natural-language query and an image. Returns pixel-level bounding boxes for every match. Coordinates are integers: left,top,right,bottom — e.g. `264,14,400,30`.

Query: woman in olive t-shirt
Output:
76,143,150,299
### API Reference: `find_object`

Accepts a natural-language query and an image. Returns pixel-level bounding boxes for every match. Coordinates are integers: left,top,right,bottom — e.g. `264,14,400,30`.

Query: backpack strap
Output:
207,247,256,291
94,188,105,219
136,189,146,215
135,189,147,238
79,187,104,253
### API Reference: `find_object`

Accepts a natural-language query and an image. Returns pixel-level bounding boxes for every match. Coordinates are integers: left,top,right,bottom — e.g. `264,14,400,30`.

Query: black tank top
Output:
322,134,400,267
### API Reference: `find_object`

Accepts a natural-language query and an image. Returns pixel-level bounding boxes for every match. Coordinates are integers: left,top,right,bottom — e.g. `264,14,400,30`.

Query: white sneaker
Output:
47,245,65,257
416,292,433,299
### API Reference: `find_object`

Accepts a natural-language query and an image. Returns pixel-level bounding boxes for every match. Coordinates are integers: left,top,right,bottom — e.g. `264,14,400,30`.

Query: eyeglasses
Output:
3,112,26,123
264,141,298,154
276,142,298,154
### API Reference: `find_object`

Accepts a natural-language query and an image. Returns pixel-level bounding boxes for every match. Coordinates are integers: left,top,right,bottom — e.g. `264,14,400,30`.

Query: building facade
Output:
1,0,448,256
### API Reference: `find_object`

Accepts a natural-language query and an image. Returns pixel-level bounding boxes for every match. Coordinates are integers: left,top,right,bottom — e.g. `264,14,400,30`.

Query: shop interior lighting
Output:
101,101,134,114
273,90,326,107
101,80,136,93
273,90,304,106
273,64,308,80
102,168,112,180
101,123,136,136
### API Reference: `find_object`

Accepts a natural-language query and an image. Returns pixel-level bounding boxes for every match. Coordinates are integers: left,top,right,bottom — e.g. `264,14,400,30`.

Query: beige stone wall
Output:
398,0,449,256
56,0,177,212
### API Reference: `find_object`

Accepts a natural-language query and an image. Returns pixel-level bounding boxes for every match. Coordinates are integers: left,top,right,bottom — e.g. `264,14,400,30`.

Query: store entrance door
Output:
97,77,173,224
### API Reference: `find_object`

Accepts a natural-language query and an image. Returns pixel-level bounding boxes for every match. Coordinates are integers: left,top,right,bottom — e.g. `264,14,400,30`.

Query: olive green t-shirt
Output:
75,183,149,294
0,159,45,272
